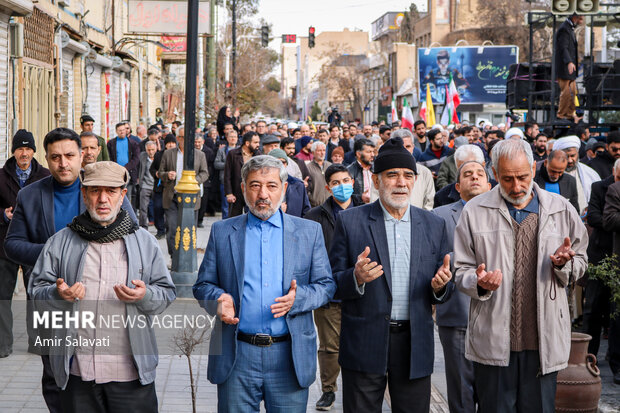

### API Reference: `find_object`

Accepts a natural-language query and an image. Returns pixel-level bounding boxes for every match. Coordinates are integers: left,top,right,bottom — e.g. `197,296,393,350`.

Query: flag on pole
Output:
401,98,414,131
419,100,427,124
391,96,399,124
449,73,461,108
424,83,436,126
440,74,460,126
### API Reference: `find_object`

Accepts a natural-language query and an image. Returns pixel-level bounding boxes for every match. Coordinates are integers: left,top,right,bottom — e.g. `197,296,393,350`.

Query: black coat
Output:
0,157,50,259
107,137,141,183
223,147,247,199
585,151,615,180
347,161,367,197
149,150,165,193
554,18,578,80
534,167,580,214
303,195,363,251
200,144,215,188
587,176,614,264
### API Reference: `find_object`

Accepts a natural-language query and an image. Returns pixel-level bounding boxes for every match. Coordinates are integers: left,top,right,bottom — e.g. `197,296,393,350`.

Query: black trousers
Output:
474,350,557,413
42,355,63,413
152,191,166,233
581,279,611,356
198,186,210,222
60,374,158,413
0,257,19,354
342,329,431,413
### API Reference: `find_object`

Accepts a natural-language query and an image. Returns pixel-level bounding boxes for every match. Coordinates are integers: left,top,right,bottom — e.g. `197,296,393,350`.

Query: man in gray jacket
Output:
454,139,588,412
29,161,175,412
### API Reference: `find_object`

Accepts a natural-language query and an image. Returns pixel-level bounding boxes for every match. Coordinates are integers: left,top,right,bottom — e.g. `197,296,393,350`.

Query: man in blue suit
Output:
330,137,454,412
432,160,491,413
193,155,336,412
4,127,136,413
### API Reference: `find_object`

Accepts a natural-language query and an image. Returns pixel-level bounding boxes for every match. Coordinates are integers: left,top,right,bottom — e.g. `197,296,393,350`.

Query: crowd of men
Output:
0,107,619,413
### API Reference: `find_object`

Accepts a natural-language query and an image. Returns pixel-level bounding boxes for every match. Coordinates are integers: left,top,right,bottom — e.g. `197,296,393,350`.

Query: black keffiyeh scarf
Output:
68,209,138,243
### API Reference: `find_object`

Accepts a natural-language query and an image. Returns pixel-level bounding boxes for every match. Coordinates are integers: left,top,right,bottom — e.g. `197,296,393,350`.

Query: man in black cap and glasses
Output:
329,136,454,412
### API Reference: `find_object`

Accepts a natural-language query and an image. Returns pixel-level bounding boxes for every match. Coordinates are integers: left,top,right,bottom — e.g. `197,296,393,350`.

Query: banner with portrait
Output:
418,46,519,104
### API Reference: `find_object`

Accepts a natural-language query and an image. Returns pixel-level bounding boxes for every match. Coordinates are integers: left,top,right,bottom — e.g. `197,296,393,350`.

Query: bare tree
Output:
172,326,208,413
315,43,369,121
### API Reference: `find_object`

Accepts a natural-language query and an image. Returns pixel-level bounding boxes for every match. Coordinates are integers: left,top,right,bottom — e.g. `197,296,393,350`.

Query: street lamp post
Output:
171,0,200,297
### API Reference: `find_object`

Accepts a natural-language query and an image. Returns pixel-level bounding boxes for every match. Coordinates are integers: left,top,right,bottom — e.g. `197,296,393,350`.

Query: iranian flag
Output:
391,96,399,123
419,100,427,124
401,98,414,131
440,74,460,125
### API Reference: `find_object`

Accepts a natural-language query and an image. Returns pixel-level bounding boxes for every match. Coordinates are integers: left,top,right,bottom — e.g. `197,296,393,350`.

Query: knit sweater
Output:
510,213,539,352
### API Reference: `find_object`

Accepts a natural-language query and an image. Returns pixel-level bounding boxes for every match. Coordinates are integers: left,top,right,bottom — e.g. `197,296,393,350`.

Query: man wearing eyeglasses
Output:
586,131,620,180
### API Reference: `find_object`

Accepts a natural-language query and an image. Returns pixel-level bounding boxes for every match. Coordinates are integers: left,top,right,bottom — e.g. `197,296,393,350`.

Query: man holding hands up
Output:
454,139,588,412
330,137,453,413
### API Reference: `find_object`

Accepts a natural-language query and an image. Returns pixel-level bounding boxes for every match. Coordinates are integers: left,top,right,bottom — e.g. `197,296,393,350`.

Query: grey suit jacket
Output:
432,200,470,327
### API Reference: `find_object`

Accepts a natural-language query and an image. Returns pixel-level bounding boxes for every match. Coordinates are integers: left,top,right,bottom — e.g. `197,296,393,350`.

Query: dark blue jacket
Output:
329,200,453,379
285,176,310,218
418,146,454,176
5,176,137,268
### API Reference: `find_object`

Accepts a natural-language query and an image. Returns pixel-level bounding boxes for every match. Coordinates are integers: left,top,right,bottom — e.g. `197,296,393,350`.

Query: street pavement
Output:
0,213,617,412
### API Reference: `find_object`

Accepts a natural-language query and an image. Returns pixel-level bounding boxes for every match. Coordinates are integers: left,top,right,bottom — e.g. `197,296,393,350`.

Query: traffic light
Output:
224,81,232,100
308,26,315,48
551,0,599,14
261,25,269,47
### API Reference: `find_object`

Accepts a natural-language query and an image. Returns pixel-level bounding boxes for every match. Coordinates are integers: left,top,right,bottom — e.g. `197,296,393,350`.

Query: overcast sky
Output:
252,0,425,50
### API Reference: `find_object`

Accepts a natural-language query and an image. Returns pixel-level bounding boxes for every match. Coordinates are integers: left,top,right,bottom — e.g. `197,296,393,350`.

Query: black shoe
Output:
614,371,620,385
316,392,335,411
155,232,166,240
197,222,205,228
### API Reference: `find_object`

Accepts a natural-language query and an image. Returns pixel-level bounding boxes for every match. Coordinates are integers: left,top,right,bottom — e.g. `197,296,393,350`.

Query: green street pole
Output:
171,0,200,297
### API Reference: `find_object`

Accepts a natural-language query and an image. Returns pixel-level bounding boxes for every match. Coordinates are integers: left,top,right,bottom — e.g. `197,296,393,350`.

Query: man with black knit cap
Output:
330,136,454,412
0,130,50,358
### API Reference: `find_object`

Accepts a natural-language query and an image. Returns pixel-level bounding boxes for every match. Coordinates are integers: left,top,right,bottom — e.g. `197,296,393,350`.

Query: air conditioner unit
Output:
58,0,70,7
9,22,23,58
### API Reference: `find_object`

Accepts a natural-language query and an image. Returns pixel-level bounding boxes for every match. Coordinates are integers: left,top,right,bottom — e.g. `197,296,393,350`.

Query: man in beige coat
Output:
158,126,209,257
454,138,588,412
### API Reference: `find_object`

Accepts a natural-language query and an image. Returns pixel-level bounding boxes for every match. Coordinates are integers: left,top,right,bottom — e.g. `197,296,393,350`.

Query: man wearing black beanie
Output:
330,136,454,412
0,129,50,358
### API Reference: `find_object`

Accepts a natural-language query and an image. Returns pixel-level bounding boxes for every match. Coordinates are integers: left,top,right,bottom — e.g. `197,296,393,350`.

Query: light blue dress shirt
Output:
238,210,288,336
380,201,411,321
116,137,129,167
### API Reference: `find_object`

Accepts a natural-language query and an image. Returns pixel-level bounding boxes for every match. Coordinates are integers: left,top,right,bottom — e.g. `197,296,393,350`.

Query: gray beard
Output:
499,179,534,206
566,163,577,172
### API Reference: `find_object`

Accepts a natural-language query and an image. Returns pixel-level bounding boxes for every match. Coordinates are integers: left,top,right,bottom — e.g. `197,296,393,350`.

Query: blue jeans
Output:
217,340,308,413
220,183,229,219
